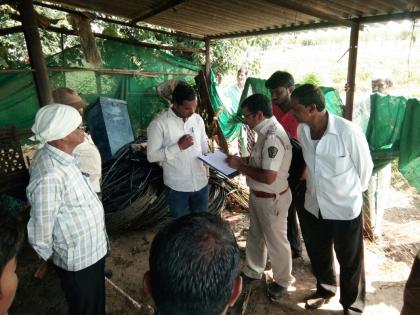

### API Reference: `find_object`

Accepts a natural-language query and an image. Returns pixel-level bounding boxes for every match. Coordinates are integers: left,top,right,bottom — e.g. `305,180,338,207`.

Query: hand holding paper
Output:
198,151,239,178
226,155,244,171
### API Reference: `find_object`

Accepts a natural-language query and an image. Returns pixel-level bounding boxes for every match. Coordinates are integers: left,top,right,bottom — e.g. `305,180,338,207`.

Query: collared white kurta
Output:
298,113,373,220
147,107,208,192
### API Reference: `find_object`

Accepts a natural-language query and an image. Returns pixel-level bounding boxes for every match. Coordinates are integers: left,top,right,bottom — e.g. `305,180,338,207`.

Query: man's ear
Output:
228,275,243,307
143,271,152,297
308,103,317,114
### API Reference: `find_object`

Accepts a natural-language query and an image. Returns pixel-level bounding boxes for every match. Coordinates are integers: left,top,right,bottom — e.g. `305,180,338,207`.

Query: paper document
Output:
198,151,239,178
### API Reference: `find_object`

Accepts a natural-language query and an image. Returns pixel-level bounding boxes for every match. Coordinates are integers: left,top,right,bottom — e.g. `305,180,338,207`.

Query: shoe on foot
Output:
305,293,332,309
267,282,287,300
104,268,113,278
292,251,302,259
240,272,259,285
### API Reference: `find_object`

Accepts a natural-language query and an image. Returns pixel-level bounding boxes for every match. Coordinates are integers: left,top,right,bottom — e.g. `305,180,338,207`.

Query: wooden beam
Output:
357,10,420,23
265,0,357,28
17,0,52,107
130,0,186,24
45,25,206,53
207,21,336,40
345,23,360,121
0,67,197,77
0,26,23,36
33,1,204,41
205,39,211,85
207,10,420,40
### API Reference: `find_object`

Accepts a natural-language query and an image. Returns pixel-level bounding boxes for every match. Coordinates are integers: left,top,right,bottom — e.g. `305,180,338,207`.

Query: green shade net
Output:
365,93,407,171
398,98,420,192
240,78,344,117
0,39,202,134
209,77,344,143
208,71,242,142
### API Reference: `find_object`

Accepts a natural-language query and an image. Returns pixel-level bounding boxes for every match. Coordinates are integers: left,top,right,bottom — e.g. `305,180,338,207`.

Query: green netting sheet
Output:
0,39,202,134
209,77,344,143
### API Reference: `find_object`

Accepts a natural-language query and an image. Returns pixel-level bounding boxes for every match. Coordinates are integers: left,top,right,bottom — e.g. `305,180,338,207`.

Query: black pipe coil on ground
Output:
102,139,227,233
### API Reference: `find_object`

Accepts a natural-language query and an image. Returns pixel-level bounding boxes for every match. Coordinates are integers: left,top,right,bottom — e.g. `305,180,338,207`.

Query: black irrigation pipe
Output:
101,139,230,233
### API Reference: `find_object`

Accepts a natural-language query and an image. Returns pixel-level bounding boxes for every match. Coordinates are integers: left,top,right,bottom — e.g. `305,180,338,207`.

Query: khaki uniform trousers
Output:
243,189,295,287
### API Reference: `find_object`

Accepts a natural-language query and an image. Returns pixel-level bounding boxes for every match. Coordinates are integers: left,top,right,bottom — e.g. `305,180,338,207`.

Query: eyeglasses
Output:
242,113,255,119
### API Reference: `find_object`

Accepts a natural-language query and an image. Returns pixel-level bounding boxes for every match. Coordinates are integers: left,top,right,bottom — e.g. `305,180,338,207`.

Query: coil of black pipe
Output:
101,139,228,233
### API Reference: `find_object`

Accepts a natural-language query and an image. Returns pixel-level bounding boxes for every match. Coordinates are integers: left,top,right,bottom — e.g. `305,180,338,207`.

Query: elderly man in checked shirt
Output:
27,104,108,315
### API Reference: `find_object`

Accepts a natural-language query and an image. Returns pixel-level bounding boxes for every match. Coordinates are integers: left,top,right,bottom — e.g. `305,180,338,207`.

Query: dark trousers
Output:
401,252,420,315
56,258,106,315
299,209,365,313
287,182,305,256
165,184,209,218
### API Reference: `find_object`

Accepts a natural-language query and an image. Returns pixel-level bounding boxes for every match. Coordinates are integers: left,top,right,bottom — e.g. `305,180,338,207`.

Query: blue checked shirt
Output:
27,144,108,271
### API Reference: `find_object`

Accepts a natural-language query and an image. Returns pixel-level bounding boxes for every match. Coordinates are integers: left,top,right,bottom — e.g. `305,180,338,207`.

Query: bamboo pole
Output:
0,67,197,77
344,22,360,121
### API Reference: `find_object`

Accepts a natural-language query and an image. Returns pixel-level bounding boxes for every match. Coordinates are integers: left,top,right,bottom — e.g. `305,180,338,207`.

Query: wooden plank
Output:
357,10,420,23
0,26,23,36
207,21,335,40
0,67,197,77
195,70,229,154
130,0,186,24
345,23,360,121
44,25,206,53
18,0,53,107
205,39,210,85
265,0,357,27
33,1,205,41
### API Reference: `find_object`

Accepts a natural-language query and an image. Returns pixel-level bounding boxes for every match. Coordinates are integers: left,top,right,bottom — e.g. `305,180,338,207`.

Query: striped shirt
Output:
27,144,108,271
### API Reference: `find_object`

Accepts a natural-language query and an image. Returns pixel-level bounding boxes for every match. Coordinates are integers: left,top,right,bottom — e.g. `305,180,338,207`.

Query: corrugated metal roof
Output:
41,0,420,39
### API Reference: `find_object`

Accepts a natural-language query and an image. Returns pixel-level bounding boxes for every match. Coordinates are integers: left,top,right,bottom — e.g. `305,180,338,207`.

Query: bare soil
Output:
10,184,419,315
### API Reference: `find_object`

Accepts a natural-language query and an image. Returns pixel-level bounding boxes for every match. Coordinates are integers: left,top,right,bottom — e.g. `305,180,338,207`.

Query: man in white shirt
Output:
27,104,108,315
290,84,373,314
227,94,294,301
147,81,209,217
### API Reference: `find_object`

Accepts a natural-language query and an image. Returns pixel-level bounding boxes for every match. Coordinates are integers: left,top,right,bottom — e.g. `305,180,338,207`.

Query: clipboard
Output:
198,151,239,178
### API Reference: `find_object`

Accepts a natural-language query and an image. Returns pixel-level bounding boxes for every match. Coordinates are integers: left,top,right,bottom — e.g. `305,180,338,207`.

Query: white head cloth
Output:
30,103,82,144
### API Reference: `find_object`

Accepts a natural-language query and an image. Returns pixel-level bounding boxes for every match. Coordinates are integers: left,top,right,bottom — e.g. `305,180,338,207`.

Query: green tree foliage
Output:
0,4,78,69
0,3,270,76
302,72,322,85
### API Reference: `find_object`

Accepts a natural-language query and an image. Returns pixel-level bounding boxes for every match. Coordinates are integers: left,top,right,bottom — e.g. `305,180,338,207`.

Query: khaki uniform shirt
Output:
246,116,292,194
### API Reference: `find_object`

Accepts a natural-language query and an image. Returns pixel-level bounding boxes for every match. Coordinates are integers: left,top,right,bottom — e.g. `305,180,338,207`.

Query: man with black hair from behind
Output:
0,206,24,315
143,212,242,315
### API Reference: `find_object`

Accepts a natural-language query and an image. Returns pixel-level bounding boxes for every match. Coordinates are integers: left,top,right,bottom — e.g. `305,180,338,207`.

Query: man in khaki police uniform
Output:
227,93,294,300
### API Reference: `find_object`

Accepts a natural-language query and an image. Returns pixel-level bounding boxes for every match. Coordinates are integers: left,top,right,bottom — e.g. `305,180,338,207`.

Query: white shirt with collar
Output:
298,113,373,220
147,107,208,192
247,116,292,194
74,134,102,193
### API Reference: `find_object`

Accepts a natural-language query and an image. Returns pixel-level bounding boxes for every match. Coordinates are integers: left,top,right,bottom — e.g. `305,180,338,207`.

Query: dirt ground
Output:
10,182,419,315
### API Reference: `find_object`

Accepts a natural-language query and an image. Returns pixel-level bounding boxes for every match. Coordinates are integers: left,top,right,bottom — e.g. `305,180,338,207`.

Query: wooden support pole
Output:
205,39,211,85
17,0,52,107
344,22,360,121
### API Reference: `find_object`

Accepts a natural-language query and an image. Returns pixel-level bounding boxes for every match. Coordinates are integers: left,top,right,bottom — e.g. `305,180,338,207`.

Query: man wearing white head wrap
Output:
26,104,108,315
30,104,82,145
